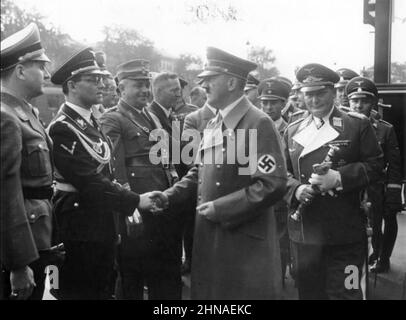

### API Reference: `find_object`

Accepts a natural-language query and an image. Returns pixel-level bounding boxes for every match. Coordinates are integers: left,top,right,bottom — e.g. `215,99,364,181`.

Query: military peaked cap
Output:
258,78,290,101
198,47,257,81
296,63,339,92
335,68,359,88
346,76,378,99
51,47,104,85
1,23,50,71
115,59,151,82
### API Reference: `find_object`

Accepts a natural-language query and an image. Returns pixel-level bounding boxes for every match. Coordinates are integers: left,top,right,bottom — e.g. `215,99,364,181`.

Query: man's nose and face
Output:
200,74,229,109
303,87,335,118
74,74,105,107
261,99,284,121
121,79,151,108
335,87,348,107
160,78,182,109
102,77,119,108
23,61,51,98
349,97,375,117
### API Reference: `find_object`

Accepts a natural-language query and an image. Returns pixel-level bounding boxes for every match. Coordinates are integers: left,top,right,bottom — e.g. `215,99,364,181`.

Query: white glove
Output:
309,169,342,192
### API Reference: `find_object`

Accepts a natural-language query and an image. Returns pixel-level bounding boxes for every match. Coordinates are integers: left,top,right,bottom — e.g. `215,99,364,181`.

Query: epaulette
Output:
348,111,367,120
291,109,306,116
378,119,392,127
105,106,118,113
339,106,351,113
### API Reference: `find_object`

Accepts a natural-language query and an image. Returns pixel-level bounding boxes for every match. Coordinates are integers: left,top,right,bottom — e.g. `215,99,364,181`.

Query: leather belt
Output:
55,182,78,192
23,186,53,200
125,156,153,167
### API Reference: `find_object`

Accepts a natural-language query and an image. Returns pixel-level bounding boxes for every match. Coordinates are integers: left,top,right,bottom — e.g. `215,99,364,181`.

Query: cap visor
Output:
348,91,376,99
126,76,151,80
260,95,285,101
300,85,327,93
197,70,221,78
31,52,51,63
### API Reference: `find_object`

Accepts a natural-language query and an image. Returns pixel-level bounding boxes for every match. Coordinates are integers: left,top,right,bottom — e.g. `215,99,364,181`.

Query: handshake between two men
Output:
137,191,219,221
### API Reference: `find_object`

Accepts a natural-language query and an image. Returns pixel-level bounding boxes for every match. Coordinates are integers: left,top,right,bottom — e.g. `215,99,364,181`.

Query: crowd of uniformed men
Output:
0,23,403,300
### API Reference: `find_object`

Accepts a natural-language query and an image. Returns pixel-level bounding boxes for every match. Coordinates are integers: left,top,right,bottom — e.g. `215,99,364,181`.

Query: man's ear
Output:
14,64,26,80
67,80,77,93
227,76,238,91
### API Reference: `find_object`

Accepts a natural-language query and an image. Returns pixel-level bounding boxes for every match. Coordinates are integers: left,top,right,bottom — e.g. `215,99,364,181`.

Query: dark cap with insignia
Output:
115,59,151,82
346,76,378,99
51,47,104,85
1,23,50,71
197,47,257,81
179,77,188,89
296,63,339,93
244,73,260,92
334,68,359,88
258,78,290,101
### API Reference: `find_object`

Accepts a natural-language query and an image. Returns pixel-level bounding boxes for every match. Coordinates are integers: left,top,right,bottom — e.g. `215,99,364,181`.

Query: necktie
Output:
314,117,324,129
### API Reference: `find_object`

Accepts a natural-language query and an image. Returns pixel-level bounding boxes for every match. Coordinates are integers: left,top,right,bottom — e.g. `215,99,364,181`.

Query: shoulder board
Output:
378,119,392,127
348,111,367,120
48,115,66,127
105,106,118,113
287,116,306,129
292,109,305,116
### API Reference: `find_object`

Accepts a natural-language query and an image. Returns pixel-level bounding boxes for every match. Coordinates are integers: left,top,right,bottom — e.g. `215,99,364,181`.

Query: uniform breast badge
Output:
60,141,77,155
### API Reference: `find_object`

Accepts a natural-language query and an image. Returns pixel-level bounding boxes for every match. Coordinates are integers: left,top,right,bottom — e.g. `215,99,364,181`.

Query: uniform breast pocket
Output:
24,142,52,176
25,199,52,249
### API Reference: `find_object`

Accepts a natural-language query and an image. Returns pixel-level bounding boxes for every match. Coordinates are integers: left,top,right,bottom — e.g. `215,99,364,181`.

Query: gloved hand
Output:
384,187,402,213
309,169,341,192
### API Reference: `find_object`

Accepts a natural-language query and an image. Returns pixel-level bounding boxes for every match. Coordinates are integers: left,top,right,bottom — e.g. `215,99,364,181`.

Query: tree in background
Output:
361,62,406,83
96,25,162,74
248,45,279,80
1,0,82,71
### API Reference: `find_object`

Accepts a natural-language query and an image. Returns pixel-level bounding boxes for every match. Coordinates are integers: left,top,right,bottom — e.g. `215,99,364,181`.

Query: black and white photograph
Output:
0,0,405,303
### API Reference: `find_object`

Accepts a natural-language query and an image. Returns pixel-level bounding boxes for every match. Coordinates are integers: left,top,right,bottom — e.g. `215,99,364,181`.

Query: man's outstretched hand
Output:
138,191,169,213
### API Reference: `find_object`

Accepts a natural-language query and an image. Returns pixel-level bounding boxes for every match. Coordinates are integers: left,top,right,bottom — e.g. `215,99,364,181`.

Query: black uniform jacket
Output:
48,104,139,243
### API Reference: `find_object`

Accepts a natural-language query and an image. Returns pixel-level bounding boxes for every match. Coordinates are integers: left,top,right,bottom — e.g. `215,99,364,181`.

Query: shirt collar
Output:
121,99,143,114
206,104,217,116
274,117,283,129
154,101,171,118
65,101,92,124
219,95,245,119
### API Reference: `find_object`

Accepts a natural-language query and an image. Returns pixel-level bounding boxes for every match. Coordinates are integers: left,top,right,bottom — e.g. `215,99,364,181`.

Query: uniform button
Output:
131,173,135,177
199,179,202,184
113,157,116,161
137,133,141,136
73,202,79,208
113,168,116,171
30,214,35,219
216,164,221,168
301,174,305,178
199,163,203,167
216,182,220,186
222,148,226,152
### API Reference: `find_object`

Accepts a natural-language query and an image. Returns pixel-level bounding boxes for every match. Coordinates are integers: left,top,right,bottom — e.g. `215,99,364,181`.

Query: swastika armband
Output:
257,154,277,174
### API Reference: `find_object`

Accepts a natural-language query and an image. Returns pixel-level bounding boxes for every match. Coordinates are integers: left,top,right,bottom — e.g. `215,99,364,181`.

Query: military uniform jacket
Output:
183,104,216,134
1,89,53,252
283,107,384,245
48,104,140,243
165,97,287,299
367,117,402,210
100,100,182,261
1,107,38,273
